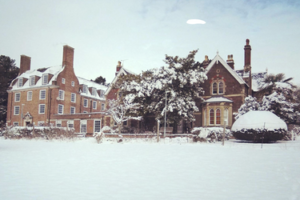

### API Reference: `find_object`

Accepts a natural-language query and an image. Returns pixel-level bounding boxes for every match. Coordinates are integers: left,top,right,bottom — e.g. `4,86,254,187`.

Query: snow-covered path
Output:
0,138,300,200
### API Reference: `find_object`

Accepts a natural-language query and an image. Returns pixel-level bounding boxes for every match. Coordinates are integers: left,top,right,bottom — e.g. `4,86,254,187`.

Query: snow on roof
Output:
204,97,233,103
78,77,107,100
11,65,64,90
231,111,287,131
205,54,246,85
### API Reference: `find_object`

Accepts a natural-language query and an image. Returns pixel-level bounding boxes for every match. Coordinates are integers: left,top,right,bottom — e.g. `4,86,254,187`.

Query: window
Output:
18,78,23,87
13,122,19,126
71,81,75,87
67,120,74,128
83,111,88,113
83,85,88,94
209,109,214,124
14,106,20,115
100,90,105,98
15,93,20,102
70,93,76,103
216,109,221,124
58,104,64,114
39,104,45,114
123,121,127,126
94,120,101,132
62,78,65,84
30,76,35,86
58,90,64,100
101,103,105,111
42,74,48,85
40,90,46,100
93,101,97,109
219,82,224,94
224,109,228,126
83,99,88,107
81,120,87,133
56,120,62,127
27,91,32,101
212,82,217,94
92,88,97,96
70,106,75,114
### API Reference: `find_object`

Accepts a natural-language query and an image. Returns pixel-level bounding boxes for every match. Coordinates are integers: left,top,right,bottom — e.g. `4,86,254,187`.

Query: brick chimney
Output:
19,55,31,75
201,55,210,69
115,61,122,76
226,55,234,69
62,45,74,70
244,39,251,72
243,39,252,96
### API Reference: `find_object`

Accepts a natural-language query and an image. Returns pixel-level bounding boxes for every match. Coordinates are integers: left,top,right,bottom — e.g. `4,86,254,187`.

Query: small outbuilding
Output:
231,111,288,142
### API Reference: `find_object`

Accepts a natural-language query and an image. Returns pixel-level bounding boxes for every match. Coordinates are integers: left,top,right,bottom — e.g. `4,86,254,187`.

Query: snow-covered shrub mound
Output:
192,127,232,142
3,126,76,140
94,126,114,143
231,111,288,142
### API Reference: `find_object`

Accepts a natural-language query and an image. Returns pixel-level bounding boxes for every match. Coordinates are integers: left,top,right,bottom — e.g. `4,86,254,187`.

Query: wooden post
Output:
157,119,160,142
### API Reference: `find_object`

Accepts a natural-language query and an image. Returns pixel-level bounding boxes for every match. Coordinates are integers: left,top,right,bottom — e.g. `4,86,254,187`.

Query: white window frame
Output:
71,81,75,87
70,106,76,114
94,119,101,133
58,104,64,115
39,104,46,114
18,78,23,87
67,120,74,128
71,93,76,103
100,90,104,98
80,120,87,134
40,90,46,100
83,85,88,94
30,76,35,86
13,122,19,126
56,120,62,127
83,99,88,107
92,101,97,109
92,88,97,96
42,74,48,85
27,91,32,101
62,78,65,84
101,103,105,111
58,90,64,100
15,93,20,102
14,106,20,115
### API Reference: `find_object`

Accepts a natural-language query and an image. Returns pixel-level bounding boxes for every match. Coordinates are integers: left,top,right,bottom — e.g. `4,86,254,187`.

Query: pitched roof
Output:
10,65,64,91
78,77,107,100
205,54,247,85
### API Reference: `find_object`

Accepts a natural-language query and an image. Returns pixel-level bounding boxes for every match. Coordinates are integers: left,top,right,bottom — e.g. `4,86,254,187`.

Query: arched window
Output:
219,82,223,94
212,82,217,94
216,109,221,124
210,109,214,124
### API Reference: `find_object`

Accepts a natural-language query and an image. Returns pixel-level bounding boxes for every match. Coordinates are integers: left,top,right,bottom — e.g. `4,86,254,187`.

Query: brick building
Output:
6,45,107,135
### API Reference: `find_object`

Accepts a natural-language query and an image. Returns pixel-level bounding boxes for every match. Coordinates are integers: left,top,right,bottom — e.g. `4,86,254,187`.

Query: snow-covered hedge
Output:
232,128,287,142
192,127,232,142
3,126,76,140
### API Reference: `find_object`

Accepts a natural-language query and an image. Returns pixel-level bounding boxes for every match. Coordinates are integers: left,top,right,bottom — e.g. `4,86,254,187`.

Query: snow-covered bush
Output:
192,127,232,142
94,126,113,143
3,126,76,140
235,96,260,120
232,111,288,142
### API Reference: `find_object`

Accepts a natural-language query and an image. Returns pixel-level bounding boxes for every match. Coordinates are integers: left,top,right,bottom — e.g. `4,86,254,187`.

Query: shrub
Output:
192,127,232,142
232,128,287,143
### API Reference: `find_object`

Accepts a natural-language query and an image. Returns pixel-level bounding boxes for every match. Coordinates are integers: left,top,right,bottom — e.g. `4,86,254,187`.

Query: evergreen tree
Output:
0,55,19,127
94,76,106,85
235,96,260,120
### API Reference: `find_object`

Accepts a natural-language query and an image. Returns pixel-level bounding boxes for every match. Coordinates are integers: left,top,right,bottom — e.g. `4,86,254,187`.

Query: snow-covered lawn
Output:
1,137,300,200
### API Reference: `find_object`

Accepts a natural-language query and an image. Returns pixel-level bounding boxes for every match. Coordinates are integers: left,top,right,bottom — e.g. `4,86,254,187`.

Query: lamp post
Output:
21,104,25,126
164,91,167,138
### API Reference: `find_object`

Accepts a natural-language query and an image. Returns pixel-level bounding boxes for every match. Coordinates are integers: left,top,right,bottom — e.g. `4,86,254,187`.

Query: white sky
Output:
1,0,300,84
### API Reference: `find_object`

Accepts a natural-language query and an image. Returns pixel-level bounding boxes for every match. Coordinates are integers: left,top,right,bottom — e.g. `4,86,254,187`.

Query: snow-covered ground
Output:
1,137,300,200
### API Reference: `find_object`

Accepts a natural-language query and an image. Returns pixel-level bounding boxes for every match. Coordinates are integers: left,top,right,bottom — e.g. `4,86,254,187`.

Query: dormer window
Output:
18,78,23,87
100,90,104,98
92,88,97,96
83,85,88,94
42,74,48,85
30,76,35,86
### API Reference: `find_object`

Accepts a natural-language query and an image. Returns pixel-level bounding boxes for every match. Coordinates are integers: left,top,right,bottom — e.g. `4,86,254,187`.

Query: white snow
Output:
204,97,233,103
231,111,287,131
1,137,300,200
